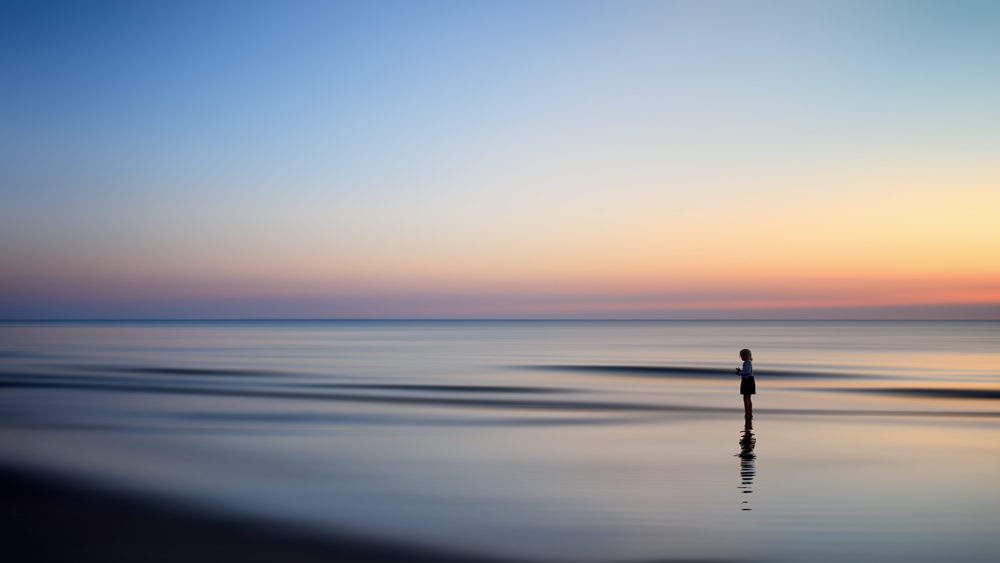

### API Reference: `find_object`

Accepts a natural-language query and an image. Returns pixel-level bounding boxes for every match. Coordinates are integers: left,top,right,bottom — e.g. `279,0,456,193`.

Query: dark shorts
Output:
740,376,756,395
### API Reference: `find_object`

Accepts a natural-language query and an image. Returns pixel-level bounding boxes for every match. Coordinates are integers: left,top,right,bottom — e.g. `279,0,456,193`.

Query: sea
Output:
1,320,998,562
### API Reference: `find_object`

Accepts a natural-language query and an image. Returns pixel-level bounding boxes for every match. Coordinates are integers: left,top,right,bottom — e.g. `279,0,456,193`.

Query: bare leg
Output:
746,395,753,418
742,395,750,417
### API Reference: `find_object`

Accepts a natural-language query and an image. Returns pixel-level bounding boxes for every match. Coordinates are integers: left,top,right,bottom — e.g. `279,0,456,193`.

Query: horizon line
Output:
3,318,998,322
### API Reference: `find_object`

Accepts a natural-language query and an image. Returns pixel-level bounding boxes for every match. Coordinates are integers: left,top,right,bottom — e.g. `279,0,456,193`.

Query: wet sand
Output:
0,465,506,563
2,320,998,562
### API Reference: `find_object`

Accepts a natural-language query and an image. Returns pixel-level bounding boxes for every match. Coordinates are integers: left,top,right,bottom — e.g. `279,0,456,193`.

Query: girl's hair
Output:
740,348,753,361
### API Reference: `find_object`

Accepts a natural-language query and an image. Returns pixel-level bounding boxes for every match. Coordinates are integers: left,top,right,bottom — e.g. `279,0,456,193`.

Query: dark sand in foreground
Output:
0,465,507,563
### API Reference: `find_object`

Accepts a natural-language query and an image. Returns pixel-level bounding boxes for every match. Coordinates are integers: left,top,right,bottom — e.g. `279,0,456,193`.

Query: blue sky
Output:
2,1,999,318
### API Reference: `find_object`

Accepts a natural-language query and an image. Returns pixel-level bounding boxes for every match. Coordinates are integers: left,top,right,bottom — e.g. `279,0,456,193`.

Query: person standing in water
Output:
735,349,755,418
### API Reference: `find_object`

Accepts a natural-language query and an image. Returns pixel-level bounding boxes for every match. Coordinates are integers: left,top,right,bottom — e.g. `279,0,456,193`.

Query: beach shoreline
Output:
0,464,507,563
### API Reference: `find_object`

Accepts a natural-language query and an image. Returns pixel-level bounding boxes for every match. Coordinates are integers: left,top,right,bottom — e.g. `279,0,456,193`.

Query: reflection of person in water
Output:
735,348,755,418
737,418,755,510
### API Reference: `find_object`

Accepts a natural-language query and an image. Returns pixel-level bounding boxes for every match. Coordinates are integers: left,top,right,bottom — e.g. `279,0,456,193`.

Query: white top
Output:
738,360,753,378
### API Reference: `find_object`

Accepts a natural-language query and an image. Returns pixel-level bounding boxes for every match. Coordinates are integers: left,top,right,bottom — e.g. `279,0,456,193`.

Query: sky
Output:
1,0,998,319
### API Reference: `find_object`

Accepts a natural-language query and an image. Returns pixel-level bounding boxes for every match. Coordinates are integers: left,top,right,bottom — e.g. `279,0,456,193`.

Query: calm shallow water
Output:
1,320,999,562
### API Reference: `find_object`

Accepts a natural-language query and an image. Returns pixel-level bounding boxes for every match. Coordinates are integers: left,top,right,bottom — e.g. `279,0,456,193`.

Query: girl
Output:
735,348,754,418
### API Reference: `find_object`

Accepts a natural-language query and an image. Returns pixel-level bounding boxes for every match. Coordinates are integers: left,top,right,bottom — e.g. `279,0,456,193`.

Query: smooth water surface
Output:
1,320,999,562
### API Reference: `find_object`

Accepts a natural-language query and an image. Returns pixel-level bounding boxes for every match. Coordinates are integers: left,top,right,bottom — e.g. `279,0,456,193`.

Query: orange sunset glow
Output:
1,2,998,318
